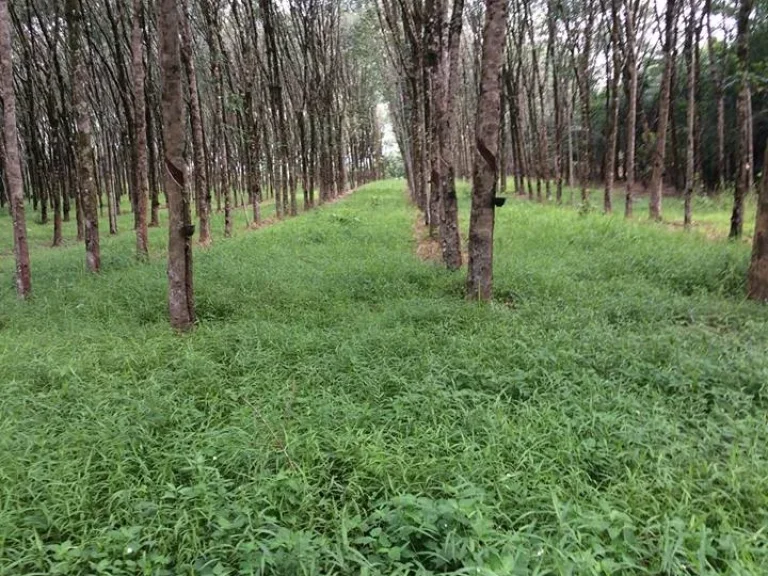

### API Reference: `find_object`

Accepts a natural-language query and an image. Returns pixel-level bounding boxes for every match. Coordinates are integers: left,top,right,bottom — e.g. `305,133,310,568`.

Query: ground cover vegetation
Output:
3,0,768,573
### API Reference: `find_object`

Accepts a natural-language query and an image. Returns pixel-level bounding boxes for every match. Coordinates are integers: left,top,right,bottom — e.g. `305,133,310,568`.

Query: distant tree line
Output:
376,0,768,300
3,0,768,315
0,0,384,329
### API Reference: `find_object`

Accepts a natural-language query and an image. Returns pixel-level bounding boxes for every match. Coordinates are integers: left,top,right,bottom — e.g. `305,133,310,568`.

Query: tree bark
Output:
747,144,768,300
160,0,195,331
261,0,289,219
132,0,149,259
523,0,551,201
564,0,596,206
683,0,697,229
143,11,161,228
0,0,31,298
604,0,622,214
704,0,725,192
438,0,465,271
624,0,639,217
648,0,678,221
67,0,100,272
180,1,211,246
466,0,507,301
426,0,446,237
547,0,564,204
730,0,754,239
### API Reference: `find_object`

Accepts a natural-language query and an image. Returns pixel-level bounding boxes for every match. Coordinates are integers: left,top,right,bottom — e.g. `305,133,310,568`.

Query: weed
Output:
1,182,767,574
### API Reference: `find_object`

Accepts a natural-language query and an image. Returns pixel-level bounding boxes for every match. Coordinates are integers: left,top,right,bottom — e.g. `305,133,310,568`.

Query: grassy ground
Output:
0,195,276,260
502,180,758,241
1,180,767,575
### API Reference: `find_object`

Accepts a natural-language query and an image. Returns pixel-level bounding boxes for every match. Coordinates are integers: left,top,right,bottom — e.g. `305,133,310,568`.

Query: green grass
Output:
0,194,276,261
503,180,758,240
1,180,767,575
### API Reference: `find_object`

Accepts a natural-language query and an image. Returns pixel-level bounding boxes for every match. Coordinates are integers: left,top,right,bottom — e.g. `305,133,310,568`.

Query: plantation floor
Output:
1,180,768,575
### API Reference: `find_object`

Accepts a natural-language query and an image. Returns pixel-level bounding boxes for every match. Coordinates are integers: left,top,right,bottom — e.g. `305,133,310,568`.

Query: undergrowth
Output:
501,181,757,241
1,181,767,575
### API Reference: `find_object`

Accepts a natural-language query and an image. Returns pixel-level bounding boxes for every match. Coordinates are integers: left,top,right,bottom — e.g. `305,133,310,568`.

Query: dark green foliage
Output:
1,182,767,574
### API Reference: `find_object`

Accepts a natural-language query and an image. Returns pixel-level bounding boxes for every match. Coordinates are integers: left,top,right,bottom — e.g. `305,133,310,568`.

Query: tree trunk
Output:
604,0,622,214
260,0,289,219
624,0,638,218
669,39,681,190
67,0,100,272
524,0,551,202
748,144,768,300
180,1,211,246
45,63,65,246
0,0,31,298
565,0,596,206
747,88,754,191
648,0,678,221
683,0,697,229
146,78,161,227
143,12,161,228
466,0,507,301
438,0,465,271
160,0,195,331
132,0,149,259
410,75,427,211
426,0,446,237
730,0,754,239
547,0,564,204
105,153,117,235
705,0,725,192
567,81,575,189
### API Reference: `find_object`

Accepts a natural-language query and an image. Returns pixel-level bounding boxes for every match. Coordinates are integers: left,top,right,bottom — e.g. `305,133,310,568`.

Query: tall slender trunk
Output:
466,0,507,301
68,0,100,272
160,0,195,331
103,131,118,234
730,0,754,239
308,108,317,207
410,75,427,211
132,0,149,259
45,66,65,245
649,0,678,221
298,110,309,211
499,83,507,194
669,40,681,190
146,78,161,227
683,0,697,229
63,154,71,221
23,5,45,227
426,0,447,237
569,0,595,206
335,111,346,200
104,0,138,229
260,0,289,219
547,0,564,203
747,87,754,191
180,4,210,245
0,0,31,297
438,0,465,270
143,12,161,228
704,0,725,192
217,24,236,234
567,81,575,189
747,144,768,300
604,0,622,214
624,0,638,217
524,1,551,201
